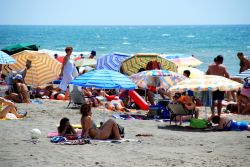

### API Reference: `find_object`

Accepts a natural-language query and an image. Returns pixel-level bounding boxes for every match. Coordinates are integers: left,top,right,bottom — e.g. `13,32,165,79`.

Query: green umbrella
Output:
1,43,39,55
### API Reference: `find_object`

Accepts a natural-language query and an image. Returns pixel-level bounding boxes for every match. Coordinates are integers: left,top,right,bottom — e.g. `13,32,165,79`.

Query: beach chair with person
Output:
167,91,199,125
67,85,87,109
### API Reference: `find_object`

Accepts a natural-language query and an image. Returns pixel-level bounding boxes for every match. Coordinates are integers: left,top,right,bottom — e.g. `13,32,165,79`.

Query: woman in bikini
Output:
80,103,121,140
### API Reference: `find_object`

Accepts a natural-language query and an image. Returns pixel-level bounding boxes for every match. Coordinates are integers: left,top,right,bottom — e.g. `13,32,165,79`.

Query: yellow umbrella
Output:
7,50,62,86
169,75,243,93
121,53,177,75
177,66,204,78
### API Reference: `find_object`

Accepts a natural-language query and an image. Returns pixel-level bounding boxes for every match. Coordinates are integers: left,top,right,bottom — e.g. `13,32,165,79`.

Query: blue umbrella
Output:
96,53,130,71
0,51,16,64
234,69,250,79
70,69,137,90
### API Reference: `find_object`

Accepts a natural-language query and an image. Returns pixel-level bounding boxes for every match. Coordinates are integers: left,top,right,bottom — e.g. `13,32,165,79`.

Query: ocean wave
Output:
161,34,170,37
186,35,195,38
122,42,130,45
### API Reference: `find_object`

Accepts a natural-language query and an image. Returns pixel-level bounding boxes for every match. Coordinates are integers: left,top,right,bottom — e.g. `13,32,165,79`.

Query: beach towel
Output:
112,114,148,120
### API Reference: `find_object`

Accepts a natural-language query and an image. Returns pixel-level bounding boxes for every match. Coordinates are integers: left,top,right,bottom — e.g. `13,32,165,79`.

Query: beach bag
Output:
190,118,209,129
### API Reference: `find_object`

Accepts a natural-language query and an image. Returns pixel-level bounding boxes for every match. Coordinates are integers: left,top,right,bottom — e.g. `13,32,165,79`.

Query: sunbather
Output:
58,117,77,139
211,115,250,131
5,74,30,103
80,103,121,140
105,96,130,112
0,97,26,119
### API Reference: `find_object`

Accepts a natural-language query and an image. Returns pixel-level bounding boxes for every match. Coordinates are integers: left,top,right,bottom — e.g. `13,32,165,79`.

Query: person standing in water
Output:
237,52,250,73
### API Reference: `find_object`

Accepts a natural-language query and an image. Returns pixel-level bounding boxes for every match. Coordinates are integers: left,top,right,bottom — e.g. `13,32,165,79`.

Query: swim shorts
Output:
212,90,225,101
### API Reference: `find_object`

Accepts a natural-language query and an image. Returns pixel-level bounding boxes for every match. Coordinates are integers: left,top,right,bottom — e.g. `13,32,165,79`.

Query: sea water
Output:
0,25,250,76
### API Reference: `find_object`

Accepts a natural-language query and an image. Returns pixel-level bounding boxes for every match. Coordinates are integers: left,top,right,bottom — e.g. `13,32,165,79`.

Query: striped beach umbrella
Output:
121,53,178,75
70,70,137,89
96,53,131,71
169,75,243,93
0,51,16,64
129,70,186,89
163,54,203,67
6,50,62,86
234,69,250,79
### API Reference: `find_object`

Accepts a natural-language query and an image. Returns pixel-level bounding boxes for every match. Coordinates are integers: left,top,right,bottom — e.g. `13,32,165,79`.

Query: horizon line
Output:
0,23,250,26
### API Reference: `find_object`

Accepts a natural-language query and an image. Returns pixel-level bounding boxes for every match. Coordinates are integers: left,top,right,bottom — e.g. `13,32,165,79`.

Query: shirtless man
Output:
206,55,230,116
237,52,250,73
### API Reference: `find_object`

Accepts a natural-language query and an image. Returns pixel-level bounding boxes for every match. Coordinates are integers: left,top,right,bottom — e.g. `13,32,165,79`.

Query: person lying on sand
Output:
58,117,77,139
80,103,122,140
105,96,130,112
210,115,250,131
0,97,27,119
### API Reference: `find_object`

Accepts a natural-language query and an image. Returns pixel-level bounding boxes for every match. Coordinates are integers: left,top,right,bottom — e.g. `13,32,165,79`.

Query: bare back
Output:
206,63,229,78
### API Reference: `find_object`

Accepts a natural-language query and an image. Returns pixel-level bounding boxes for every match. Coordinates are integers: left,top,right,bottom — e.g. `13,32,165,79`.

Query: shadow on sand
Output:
158,125,215,133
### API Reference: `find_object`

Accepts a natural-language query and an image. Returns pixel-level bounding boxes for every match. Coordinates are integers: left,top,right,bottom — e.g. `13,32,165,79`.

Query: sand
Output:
0,99,250,167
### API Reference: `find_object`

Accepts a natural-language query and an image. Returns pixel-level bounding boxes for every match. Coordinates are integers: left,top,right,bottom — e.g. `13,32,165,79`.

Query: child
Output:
58,117,77,139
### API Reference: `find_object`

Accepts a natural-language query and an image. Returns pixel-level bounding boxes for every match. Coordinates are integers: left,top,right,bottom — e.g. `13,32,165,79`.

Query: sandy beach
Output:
0,99,249,167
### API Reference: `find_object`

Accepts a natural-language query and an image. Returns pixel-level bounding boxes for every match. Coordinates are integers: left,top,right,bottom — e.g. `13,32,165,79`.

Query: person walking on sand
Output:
59,47,78,92
206,55,230,116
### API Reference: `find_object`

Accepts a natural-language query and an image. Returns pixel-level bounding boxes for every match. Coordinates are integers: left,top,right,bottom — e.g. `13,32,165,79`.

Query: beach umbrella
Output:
96,53,131,71
120,53,178,76
0,51,16,64
168,75,243,93
74,58,97,67
177,66,204,78
2,43,39,55
163,54,203,67
234,69,250,79
129,70,186,89
5,50,62,86
70,69,137,90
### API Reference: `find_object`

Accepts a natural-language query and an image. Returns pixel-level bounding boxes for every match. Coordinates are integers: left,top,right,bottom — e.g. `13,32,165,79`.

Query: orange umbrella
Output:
7,50,62,86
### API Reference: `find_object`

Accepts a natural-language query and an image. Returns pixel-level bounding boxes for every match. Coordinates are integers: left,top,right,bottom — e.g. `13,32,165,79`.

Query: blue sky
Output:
0,0,249,25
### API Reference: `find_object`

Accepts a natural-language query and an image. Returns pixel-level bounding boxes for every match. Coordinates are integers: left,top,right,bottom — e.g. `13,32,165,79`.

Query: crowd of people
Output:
1,47,250,138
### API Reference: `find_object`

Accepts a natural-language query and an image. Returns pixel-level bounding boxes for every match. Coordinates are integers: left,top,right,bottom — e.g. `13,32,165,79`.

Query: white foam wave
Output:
161,34,170,37
122,42,130,45
186,35,195,38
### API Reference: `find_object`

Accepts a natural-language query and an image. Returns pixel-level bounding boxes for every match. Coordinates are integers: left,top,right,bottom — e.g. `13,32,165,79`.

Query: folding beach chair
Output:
167,101,195,125
67,85,86,109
